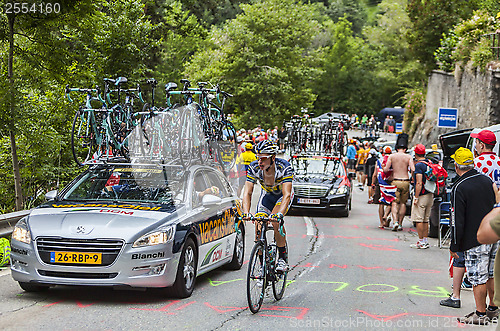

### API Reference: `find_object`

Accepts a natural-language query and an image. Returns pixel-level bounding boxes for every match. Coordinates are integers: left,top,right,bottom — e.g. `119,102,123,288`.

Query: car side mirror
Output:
202,194,222,207
45,190,58,201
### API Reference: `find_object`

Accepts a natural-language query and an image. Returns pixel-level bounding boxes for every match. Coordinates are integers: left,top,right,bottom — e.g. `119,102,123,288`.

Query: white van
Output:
467,124,500,156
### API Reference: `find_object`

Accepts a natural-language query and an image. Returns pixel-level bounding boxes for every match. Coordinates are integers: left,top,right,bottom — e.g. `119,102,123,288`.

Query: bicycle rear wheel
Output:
247,243,266,313
71,109,98,166
271,244,288,301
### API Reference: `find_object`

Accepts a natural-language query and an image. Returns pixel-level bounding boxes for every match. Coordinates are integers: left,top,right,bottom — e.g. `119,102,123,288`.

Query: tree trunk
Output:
7,13,23,211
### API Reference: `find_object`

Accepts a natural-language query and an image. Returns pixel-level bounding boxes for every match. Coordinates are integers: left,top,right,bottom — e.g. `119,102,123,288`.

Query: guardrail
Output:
0,210,30,238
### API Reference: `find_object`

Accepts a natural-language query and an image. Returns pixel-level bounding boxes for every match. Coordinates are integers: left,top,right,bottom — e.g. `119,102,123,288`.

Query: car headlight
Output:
12,217,31,244
329,185,348,195
133,226,175,248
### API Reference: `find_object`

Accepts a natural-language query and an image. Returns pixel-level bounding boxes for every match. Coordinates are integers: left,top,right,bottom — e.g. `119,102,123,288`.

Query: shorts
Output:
392,180,410,204
347,159,356,169
367,175,373,187
255,190,294,217
410,193,433,223
465,242,500,286
452,251,465,268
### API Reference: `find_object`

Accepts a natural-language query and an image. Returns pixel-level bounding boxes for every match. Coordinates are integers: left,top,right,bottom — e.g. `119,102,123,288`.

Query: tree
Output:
184,0,323,128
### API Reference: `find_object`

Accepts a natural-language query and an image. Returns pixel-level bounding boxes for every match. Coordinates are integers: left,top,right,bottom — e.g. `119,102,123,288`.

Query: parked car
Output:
10,162,244,298
467,124,500,157
289,154,353,217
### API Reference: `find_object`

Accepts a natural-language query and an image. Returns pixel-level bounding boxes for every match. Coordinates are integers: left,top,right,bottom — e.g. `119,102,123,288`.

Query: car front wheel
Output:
170,238,197,298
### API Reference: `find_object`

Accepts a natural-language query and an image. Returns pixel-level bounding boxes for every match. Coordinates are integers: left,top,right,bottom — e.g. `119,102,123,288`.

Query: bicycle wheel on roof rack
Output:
71,108,99,166
214,120,237,171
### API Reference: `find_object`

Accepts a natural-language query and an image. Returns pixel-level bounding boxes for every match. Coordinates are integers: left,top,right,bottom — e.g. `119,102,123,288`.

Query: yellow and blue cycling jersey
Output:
246,158,294,195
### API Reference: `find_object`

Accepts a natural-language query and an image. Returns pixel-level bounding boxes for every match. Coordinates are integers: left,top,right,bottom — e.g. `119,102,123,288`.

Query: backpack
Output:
421,161,448,194
0,237,11,267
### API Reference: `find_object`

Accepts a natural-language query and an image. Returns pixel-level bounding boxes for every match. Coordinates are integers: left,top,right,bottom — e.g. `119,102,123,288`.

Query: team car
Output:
289,154,352,217
10,163,245,298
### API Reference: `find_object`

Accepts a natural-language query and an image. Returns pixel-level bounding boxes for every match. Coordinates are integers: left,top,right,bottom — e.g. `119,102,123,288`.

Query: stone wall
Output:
410,68,500,147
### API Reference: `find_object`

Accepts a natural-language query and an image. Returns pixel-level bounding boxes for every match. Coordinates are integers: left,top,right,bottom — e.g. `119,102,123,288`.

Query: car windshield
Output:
61,165,186,206
293,158,344,176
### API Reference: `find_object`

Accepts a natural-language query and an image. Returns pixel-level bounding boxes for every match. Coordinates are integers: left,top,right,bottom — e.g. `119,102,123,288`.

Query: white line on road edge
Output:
304,216,314,236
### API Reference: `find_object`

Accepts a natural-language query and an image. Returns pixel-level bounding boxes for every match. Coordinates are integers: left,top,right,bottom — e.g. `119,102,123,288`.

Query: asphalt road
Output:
0,130,495,330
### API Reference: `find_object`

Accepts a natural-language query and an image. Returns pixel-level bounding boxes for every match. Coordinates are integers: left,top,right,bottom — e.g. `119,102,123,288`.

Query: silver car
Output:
10,163,245,298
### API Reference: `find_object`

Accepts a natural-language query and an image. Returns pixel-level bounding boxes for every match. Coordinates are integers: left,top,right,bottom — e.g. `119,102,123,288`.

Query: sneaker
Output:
461,279,472,290
276,258,288,273
410,241,429,249
458,311,490,325
392,223,399,232
359,186,364,191
440,296,461,308
397,224,403,231
487,308,499,322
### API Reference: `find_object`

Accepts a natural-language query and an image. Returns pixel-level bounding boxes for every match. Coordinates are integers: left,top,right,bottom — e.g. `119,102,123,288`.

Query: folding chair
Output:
439,202,452,248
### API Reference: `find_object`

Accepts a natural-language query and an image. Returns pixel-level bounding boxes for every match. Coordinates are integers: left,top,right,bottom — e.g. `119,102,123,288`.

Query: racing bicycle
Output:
243,216,288,314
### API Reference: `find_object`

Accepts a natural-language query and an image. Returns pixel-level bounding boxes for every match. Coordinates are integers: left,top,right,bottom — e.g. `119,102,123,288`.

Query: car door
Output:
194,169,235,273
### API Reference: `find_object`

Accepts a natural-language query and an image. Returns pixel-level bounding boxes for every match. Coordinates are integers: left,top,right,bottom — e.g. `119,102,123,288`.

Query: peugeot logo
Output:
76,226,86,234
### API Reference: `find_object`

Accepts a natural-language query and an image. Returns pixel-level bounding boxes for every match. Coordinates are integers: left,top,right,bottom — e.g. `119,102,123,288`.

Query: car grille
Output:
293,185,329,198
38,270,118,279
36,237,124,267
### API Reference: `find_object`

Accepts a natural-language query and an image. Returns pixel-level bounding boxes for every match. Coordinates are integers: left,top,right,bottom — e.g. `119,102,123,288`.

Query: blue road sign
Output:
395,123,403,134
438,108,458,128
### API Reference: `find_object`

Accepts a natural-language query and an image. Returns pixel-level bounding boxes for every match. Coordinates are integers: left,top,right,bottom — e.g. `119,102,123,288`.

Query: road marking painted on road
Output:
303,216,314,236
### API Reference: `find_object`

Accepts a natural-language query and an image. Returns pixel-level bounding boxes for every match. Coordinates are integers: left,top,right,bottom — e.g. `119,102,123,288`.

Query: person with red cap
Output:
472,129,500,189
410,144,434,248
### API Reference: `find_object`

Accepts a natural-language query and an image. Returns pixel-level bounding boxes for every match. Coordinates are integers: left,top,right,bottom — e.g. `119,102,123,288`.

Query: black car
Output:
289,154,353,217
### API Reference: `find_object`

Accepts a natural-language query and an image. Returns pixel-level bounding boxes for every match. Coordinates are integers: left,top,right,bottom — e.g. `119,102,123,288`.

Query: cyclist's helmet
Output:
256,140,279,155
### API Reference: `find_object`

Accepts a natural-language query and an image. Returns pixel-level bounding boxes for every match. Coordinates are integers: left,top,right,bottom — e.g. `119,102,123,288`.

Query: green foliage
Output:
402,89,425,136
435,10,499,72
434,31,458,72
407,0,476,73
184,0,323,128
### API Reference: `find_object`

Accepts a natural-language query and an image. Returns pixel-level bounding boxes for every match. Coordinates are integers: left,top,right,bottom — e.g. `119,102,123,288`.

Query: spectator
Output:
383,115,390,133
366,149,378,203
387,116,395,133
384,140,414,231
473,129,500,189
356,141,369,190
278,126,287,151
477,202,500,315
361,114,368,131
410,144,434,249
449,148,498,325
375,146,395,227
346,140,357,173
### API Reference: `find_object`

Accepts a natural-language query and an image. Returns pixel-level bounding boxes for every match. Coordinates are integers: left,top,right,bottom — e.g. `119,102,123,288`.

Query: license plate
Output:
297,198,320,205
50,251,102,264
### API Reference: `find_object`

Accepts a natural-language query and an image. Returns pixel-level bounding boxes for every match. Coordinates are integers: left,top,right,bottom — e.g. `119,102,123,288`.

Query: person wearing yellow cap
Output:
449,148,499,324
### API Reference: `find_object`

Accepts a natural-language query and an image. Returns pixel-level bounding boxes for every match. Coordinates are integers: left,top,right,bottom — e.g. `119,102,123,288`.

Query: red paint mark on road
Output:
261,306,310,320
329,264,348,269
358,243,400,251
357,265,382,270
76,301,96,308
44,301,64,307
131,300,195,315
357,310,408,321
204,302,245,313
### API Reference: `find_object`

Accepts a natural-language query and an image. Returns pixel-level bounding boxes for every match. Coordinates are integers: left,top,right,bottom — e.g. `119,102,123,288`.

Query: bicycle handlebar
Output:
235,215,285,237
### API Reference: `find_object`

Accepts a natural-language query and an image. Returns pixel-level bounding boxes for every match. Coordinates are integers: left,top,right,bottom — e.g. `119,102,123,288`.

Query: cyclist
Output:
241,140,294,272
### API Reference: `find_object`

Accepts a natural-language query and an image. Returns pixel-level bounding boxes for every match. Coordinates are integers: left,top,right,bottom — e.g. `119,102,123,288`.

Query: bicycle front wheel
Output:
247,243,266,313
272,244,288,301
71,109,97,166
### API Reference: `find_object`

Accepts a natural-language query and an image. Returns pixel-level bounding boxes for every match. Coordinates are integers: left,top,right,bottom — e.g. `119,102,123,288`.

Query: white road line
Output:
303,216,314,236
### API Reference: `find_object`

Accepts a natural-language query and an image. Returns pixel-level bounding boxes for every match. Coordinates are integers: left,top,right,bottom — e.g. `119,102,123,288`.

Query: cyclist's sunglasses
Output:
257,155,273,161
